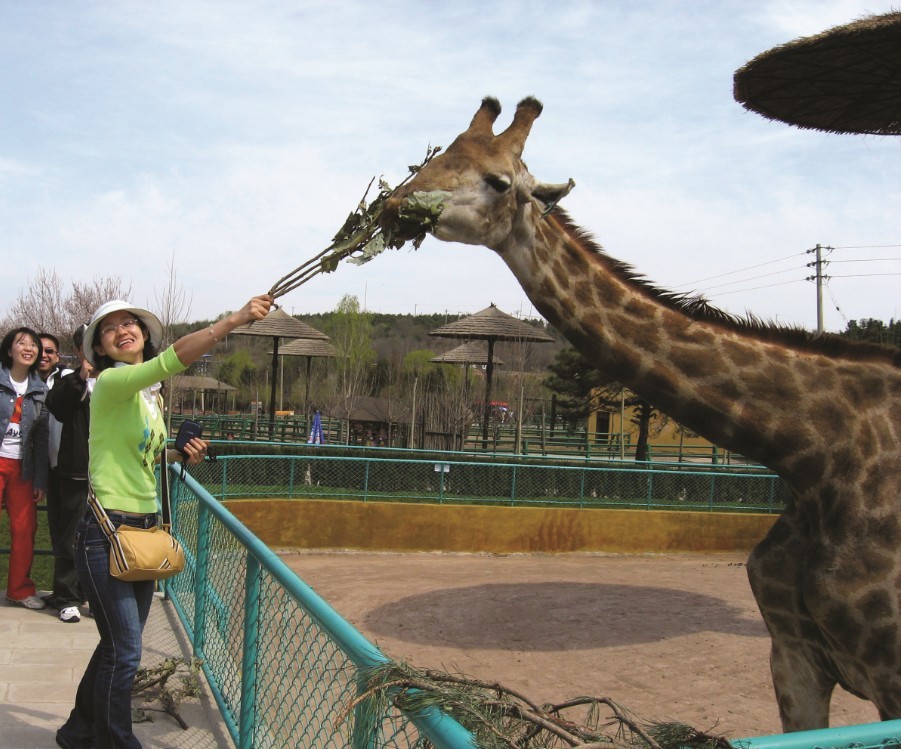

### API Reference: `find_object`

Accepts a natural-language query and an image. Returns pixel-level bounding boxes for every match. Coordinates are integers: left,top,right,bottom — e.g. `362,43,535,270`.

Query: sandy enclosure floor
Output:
281,550,879,740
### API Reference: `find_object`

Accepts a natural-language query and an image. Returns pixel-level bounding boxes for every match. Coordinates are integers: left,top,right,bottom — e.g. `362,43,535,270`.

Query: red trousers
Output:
0,456,38,600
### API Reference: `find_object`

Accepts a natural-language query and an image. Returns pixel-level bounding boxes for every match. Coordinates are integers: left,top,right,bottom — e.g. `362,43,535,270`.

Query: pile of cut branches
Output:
268,145,447,300
341,661,734,749
132,656,203,729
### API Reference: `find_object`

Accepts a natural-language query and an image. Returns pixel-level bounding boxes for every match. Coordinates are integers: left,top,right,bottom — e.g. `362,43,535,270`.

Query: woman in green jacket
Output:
57,293,271,749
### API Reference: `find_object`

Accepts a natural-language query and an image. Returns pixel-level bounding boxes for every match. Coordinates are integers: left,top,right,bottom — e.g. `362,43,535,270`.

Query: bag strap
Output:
157,392,175,532
160,445,172,531
87,481,119,541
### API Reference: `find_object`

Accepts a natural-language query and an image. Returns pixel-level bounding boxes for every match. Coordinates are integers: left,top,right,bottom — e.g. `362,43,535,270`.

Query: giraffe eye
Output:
484,173,512,193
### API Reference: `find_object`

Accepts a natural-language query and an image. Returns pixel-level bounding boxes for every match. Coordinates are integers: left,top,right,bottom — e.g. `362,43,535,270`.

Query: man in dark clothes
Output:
44,325,93,623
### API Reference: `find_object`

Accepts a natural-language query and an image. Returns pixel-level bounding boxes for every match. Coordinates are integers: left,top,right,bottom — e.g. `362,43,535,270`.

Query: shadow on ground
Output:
365,582,768,650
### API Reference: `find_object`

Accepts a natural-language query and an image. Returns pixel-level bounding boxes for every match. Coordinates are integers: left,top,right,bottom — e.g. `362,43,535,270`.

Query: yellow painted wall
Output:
225,498,778,555
589,396,715,450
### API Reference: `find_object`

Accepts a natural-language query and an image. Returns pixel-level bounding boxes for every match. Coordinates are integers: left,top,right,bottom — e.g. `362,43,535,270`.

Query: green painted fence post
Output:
238,555,260,749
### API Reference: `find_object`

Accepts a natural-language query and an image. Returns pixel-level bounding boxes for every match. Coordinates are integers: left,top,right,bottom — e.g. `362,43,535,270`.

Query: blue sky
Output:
1,0,898,333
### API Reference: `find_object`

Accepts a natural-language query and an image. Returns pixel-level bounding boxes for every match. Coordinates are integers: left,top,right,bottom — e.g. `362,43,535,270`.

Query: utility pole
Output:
806,244,831,333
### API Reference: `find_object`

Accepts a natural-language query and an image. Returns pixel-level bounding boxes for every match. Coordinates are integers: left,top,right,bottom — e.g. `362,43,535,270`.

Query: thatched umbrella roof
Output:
170,375,237,416
430,341,505,366
231,307,330,340
733,11,901,135
430,305,553,448
272,339,337,358
270,338,337,422
170,375,237,392
231,308,329,436
429,304,554,343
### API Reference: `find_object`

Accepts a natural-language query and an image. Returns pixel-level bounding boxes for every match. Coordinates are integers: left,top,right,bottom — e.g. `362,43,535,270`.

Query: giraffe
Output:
380,97,901,732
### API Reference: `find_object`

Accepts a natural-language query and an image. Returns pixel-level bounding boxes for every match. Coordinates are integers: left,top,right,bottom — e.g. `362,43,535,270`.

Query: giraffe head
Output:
383,96,574,251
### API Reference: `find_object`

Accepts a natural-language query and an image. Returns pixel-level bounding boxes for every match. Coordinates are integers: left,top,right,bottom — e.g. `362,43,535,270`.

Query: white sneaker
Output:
59,606,81,623
6,595,46,610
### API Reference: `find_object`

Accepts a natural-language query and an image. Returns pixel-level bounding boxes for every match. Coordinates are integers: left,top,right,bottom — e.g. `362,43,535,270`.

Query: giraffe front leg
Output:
748,510,836,731
768,637,836,731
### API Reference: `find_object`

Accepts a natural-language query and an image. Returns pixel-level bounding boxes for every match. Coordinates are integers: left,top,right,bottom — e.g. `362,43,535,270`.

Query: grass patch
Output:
0,506,54,593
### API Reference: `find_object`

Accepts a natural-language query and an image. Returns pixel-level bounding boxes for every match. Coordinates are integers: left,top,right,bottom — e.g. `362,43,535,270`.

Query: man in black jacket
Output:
44,325,93,623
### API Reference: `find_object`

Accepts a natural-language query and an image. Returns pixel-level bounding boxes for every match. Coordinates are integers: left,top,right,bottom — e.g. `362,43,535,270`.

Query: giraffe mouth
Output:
381,190,449,244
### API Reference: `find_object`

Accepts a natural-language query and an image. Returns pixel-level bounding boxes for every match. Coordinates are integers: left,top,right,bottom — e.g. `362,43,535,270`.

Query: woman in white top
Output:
0,326,49,609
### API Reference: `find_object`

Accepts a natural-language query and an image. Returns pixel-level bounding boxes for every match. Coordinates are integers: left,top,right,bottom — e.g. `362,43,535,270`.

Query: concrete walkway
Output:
0,591,232,749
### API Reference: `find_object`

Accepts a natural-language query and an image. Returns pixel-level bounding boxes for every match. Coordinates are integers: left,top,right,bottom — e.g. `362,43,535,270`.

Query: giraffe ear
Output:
531,178,575,209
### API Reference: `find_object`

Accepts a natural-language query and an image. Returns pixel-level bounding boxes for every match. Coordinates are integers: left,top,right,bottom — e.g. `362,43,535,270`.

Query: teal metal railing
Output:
189,452,791,514
738,720,901,749
163,464,476,749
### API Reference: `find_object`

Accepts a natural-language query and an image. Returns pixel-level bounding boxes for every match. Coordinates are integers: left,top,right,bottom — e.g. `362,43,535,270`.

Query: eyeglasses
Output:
100,318,140,337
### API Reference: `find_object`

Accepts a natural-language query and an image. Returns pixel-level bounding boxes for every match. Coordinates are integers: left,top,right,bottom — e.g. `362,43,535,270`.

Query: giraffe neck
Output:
497,209,833,474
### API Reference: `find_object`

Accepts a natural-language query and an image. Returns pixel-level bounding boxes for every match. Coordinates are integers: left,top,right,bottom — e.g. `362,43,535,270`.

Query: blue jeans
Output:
58,512,155,749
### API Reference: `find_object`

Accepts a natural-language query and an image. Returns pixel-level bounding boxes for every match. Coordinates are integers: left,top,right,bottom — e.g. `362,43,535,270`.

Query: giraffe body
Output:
382,97,901,731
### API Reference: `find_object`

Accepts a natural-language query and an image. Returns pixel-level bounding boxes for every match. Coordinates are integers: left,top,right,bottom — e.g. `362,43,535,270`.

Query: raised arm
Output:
173,294,272,368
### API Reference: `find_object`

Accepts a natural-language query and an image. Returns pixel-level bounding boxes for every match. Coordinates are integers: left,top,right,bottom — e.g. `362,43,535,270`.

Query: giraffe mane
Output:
551,209,901,368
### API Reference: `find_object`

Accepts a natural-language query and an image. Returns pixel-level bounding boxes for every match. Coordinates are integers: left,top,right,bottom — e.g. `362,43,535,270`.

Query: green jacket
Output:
89,346,186,513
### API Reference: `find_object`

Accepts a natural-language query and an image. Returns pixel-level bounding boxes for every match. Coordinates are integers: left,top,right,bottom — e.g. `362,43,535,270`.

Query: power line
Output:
828,272,901,278
700,265,809,293
673,252,807,289
705,278,807,298
826,285,848,326
828,257,901,264
676,245,898,294
832,243,901,250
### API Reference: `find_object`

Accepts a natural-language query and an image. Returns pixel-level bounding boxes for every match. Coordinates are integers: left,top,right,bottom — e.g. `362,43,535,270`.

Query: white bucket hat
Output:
83,300,164,366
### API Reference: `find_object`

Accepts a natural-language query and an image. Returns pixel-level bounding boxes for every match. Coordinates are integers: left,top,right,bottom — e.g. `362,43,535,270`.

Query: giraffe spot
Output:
670,325,717,347
861,470,886,501
868,515,901,548
720,339,764,368
552,257,569,283
744,367,802,404
799,618,822,641
632,321,662,350
623,297,656,319
599,278,626,306
610,346,644,380
670,344,724,379
789,453,827,492
573,277,596,305
844,371,888,407
859,589,894,622
642,366,681,399
778,693,796,717
861,624,898,668
819,492,848,545
855,421,877,456
820,603,864,646
834,547,894,584
579,311,606,340
830,446,860,478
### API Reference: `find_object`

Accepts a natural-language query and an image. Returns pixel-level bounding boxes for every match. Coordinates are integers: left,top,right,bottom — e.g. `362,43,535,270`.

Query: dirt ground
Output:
281,550,879,741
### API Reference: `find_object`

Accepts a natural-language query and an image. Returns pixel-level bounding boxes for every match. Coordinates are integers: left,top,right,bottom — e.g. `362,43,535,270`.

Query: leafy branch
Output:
268,145,447,301
132,656,204,730
339,661,734,749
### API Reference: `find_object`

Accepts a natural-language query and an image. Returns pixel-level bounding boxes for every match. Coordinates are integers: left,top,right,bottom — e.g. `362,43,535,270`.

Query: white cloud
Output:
0,0,897,335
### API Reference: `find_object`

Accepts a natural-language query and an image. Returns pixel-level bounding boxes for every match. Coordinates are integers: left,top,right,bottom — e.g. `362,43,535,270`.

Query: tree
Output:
842,318,900,347
543,346,607,430
1,267,131,355
218,349,261,396
321,295,375,437
154,254,193,349
544,346,668,460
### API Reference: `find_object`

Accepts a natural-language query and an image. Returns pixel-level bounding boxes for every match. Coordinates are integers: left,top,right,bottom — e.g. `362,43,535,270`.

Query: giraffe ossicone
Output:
381,97,901,732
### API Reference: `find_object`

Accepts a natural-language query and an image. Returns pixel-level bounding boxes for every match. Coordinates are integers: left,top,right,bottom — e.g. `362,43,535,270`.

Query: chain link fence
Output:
189,450,791,514
159,456,901,749
164,466,475,748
